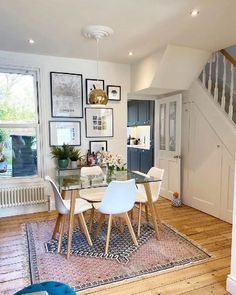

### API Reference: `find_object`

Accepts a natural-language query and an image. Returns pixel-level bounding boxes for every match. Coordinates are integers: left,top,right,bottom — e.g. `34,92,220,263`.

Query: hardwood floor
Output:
0,198,232,295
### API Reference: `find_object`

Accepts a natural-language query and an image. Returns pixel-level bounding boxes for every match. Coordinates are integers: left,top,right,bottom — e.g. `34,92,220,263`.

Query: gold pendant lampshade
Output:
82,25,114,106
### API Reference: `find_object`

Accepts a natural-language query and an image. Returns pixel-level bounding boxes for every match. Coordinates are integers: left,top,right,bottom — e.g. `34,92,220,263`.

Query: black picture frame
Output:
89,140,108,153
107,85,121,101
85,78,105,104
85,107,114,138
50,71,83,118
49,120,81,146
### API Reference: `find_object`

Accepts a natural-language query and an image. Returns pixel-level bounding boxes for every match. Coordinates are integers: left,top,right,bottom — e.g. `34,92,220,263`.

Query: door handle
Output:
173,155,181,159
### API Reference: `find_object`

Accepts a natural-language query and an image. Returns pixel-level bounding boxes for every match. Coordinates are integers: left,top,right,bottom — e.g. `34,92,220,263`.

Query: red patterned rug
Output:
21,216,210,293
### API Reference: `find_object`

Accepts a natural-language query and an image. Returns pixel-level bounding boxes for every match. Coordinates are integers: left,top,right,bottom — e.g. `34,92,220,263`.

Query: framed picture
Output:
49,121,81,146
107,85,121,101
50,72,83,118
86,78,105,104
85,108,113,138
89,141,108,153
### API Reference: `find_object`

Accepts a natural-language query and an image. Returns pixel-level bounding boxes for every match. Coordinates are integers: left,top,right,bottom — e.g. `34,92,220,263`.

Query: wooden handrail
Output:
220,49,236,67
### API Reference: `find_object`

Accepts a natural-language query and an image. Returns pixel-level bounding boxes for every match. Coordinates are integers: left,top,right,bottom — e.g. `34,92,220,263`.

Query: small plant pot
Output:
0,160,7,173
58,159,69,169
71,161,78,169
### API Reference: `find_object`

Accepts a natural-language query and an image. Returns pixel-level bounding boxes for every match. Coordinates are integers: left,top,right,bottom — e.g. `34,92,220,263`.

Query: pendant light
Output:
82,25,114,105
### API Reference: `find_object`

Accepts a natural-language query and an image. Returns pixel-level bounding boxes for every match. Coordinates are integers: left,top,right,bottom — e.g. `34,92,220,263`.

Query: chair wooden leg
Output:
52,214,62,239
89,207,95,232
137,203,142,237
95,214,105,238
105,215,113,255
77,215,84,234
57,215,65,253
145,204,149,222
124,213,138,246
154,203,164,230
79,213,93,246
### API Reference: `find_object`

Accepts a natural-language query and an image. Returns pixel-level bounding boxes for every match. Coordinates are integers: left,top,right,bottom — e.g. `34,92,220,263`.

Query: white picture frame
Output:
85,108,113,138
49,121,81,146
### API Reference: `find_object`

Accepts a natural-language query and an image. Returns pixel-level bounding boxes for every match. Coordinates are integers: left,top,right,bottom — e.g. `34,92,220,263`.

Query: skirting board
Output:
227,274,236,295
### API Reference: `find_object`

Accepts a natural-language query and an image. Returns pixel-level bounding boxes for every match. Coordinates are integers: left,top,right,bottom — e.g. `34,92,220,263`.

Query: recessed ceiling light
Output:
128,51,133,56
28,39,35,44
190,9,199,17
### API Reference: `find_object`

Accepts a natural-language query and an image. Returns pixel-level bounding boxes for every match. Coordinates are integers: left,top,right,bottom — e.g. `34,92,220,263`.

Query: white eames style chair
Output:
135,167,164,237
95,179,138,255
79,166,106,230
45,176,93,253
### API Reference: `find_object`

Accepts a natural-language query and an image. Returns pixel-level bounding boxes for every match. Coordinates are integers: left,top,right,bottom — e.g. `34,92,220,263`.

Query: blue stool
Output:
14,281,76,295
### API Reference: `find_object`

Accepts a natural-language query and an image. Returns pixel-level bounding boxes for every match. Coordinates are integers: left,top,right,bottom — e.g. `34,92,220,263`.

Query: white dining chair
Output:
45,176,93,253
95,179,138,254
79,166,106,230
135,167,164,236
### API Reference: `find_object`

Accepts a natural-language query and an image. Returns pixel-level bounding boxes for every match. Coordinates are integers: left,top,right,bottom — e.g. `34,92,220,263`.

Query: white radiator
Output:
0,184,46,208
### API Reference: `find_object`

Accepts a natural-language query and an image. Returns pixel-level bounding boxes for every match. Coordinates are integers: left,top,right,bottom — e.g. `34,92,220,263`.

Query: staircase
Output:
199,49,236,123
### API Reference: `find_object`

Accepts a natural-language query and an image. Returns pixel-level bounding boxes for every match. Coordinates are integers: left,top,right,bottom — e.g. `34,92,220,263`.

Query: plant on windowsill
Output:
50,143,70,169
69,147,84,168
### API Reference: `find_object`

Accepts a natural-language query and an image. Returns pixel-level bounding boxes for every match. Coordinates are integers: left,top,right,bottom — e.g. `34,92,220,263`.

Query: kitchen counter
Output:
127,145,150,150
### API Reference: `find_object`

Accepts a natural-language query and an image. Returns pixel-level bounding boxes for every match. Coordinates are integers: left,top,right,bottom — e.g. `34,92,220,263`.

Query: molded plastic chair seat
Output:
63,198,92,214
14,281,76,295
80,187,106,202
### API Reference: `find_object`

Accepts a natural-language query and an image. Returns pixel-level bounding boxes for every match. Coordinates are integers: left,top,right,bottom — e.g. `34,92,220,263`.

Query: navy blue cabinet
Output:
128,100,138,126
128,147,154,173
127,100,154,126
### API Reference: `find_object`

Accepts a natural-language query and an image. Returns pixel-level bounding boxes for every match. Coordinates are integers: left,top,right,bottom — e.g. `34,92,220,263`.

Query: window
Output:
0,68,40,178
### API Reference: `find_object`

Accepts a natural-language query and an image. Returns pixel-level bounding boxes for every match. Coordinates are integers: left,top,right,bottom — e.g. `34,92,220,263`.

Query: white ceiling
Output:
0,0,236,64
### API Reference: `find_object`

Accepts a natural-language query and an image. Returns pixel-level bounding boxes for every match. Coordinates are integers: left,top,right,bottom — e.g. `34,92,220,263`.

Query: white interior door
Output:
155,94,182,200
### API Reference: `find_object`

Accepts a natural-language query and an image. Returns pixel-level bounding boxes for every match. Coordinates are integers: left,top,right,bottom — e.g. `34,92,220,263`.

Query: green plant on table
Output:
50,143,70,160
69,146,83,161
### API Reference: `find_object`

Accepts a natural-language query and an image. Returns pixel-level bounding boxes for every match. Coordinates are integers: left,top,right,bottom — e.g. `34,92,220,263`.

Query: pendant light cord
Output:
96,38,99,82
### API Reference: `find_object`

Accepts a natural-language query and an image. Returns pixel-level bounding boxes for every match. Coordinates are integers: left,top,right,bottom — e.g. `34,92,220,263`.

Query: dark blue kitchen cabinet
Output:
128,100,154,126
128,147,154,173
128,148,140,171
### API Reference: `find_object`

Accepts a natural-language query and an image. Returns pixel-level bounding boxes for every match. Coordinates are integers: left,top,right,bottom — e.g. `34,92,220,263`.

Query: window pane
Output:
0,71,37,123
159,104,166,150
0,128,37,178
169,101,177,151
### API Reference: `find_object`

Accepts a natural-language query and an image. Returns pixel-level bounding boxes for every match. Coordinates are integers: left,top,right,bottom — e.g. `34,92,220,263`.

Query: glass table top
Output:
57,169,161,191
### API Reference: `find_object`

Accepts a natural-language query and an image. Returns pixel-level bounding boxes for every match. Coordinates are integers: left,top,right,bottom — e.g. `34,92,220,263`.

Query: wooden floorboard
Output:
0,198,232,295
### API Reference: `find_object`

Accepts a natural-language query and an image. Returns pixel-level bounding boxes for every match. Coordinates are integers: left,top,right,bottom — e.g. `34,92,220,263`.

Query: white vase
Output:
71,161,78,169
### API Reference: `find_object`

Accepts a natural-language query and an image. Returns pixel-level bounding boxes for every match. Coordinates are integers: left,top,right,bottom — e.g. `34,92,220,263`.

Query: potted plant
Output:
51,143,70,168
69,147,83,168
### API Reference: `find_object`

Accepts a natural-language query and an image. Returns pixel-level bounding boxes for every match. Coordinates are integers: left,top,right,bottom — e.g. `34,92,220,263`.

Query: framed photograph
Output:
86,78,105,104
85,108,113,138
89,141,108,153
50,72,83,118
107,85,121,101
49,121,81,146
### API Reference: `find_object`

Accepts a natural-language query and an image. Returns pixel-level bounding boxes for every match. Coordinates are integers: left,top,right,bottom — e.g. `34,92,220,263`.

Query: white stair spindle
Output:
208,55,213,93
221,55,226,110
229,63,234,120
214,52,219,102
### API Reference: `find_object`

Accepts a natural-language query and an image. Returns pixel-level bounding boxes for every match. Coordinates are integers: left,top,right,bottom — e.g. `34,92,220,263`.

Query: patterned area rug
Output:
23,216,211,293
45,223,154,264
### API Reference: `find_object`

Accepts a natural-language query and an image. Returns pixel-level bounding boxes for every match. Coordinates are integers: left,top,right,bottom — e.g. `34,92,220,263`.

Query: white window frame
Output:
0,66,44,184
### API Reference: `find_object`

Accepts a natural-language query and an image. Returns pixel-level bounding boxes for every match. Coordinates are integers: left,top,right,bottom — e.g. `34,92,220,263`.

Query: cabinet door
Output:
128,148,140,171
140,148,153,173
137,101,150,125
128,101,138,126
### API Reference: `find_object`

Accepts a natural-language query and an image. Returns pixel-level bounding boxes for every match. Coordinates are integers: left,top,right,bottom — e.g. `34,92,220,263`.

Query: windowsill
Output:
0,175,44,186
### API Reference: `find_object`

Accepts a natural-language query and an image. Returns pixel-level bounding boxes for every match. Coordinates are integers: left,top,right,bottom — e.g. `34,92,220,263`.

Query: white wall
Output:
0,50,130,216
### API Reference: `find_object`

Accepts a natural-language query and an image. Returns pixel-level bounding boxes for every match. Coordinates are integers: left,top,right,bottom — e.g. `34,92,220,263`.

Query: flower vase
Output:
106,166,115,182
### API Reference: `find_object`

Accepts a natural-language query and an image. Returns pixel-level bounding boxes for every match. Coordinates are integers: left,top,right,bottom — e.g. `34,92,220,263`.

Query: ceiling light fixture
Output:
128,51,133,56
82,25,114,105
190,9,199,17
28,39,35,44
